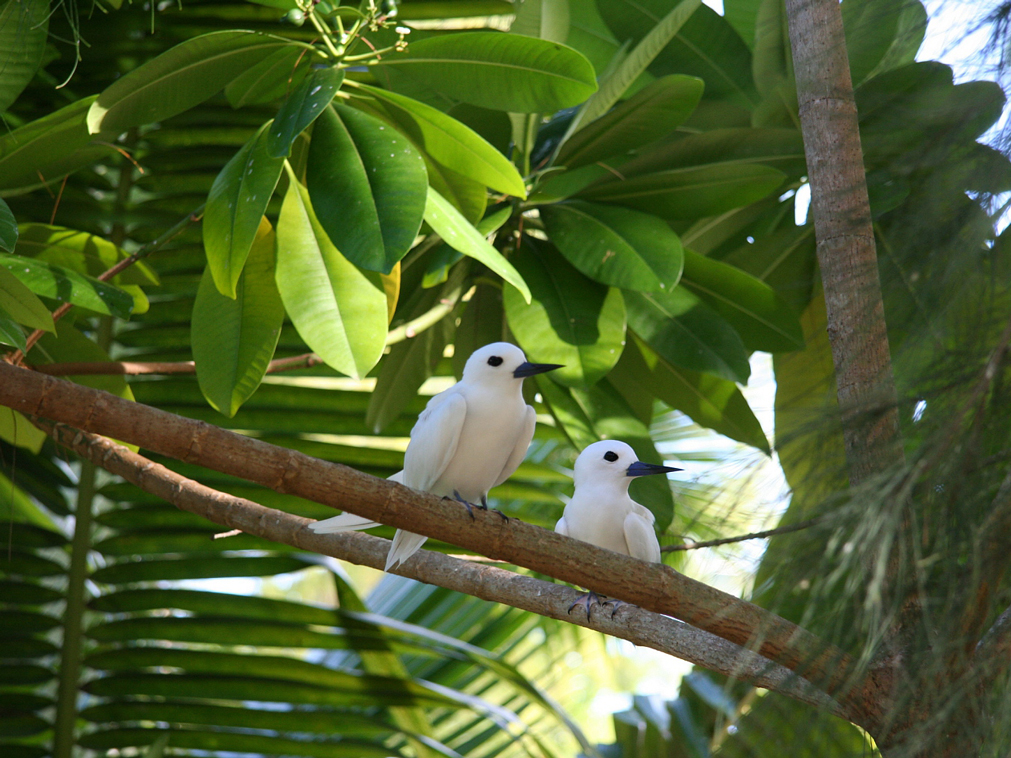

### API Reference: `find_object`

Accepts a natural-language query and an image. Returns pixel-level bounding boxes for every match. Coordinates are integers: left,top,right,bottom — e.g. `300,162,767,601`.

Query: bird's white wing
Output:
309,470,405,533
623,510,661,563
402,391,468,491
492,405,536,488
554,515,570,537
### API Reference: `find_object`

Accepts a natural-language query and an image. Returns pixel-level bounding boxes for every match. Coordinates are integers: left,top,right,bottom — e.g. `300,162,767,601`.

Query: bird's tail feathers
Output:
385,530,428,571
308,513,381,533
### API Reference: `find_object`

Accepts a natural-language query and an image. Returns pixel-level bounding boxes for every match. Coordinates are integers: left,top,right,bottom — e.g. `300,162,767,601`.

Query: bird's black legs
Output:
567,591,626,619
451,492,509,522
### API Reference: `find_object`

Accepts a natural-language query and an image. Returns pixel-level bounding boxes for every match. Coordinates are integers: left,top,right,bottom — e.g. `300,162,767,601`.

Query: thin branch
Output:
6,204,205,366
38,418,850,721
663,517,826,553
0,360,882,727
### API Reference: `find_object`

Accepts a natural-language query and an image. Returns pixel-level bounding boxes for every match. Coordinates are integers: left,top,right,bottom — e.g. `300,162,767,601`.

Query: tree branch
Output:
38,418,851,721
662,517,825,553
0,361,880,724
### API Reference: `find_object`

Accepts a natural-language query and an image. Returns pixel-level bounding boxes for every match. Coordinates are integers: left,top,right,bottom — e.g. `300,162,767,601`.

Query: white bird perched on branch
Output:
309,342,562,570
556,439,680,615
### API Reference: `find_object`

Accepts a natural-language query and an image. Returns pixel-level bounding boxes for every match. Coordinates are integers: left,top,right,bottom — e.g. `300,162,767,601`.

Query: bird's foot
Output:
567,591,606,619
601,598,627,618
481,495,509,522
454,490,478,520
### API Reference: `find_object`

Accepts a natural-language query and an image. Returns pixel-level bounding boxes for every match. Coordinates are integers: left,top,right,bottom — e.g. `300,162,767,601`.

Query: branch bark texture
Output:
42,420,847,720
0,361,877,722
785,0,903,484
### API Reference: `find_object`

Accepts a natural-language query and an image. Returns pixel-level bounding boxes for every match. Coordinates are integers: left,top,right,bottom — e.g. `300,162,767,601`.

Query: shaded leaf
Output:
504,239,625,388
512,0,570,43
267,65,344,157
14,224,158,286
0,0,47,113
225,45,312,108
0,307,25,350
194,217,284,417
0,253,133,319
0,198,15,252
0,266,52,331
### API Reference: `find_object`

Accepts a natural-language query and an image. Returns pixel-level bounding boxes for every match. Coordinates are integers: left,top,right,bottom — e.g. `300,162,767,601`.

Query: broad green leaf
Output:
529,163,614,203
90,588,333,625
14,225,158,287
842,0,903,87
611,334,769,452
225,45,311,108
751,0,791,99
375,32,597,113
503,240,626,387
203,122,285,298
424,186,530,302
0,0,48,113
540,201,683,291
0,97,116,196
275,165,388,379
424,154,488,224
193,218,284,417
625,286,750,383
867,0,926,78
0,306,25,350
0,254,134,319
723,0,763,48
424,207,509,287
599,1,758,106
267,66,344,157
91,555,310,584
512,0,570,43
307,104,427,274
356,83,527,198
557,75,704,168
537,374,675,528
453,283,505,379
680,249,804,352
0,198,15,252
722,223,816,312
569,0,701,133
0,406,47,455
87,31,301,134
578,163,786,220
0,265,53,331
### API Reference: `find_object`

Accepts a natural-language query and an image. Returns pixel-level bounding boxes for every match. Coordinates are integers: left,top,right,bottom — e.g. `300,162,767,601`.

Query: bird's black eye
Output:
603,451,619,462
487,356,504,367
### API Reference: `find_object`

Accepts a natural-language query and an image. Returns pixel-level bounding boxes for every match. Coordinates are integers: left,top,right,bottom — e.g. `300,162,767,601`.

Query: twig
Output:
6,204,205,366
662,517,826,553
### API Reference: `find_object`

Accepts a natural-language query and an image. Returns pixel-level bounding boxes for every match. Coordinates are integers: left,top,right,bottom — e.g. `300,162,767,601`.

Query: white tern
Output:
309,342,562,570
555,440,679,615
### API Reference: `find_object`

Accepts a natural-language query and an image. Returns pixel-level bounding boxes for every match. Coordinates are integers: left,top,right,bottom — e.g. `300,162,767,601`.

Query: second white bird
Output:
310,342,561,570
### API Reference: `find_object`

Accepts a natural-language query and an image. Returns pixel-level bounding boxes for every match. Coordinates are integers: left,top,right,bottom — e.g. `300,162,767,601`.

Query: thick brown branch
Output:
31,353,324,377
41,419,849,720
0,361,879,723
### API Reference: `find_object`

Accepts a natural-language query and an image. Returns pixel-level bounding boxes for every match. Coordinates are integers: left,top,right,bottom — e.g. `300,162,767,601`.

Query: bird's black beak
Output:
513,362,564,378
626,461,681,477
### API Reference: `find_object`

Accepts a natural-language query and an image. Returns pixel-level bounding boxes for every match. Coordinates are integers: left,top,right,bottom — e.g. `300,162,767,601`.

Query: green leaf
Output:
0,198,15,253
842,0,903,87
267,66,344,157
680,249,804,352
90,555,310,584
203,122,285,298
578,163,785,220
0,306,25,350
453,283,504,379
225,45,311,108
611,334,769,452
751,0,791,99
540,201,683,291
194,217,284,417
503,240,626,387
868,1,926,78
557,74,704,168
87,31,301,134
375,32,597,113
529,163,614,203
599,1,757,106
356,83,527,198
511,0,570,43
625,286,750,383
0,98,116,196
307,104,428,274
569,0,701,133
423,186,530,302
30,322,136,402
722,223,816,312
424,154,488,224
275,165,389,379
723,0,763,48
0,253,134,319
13,224,159,286
0,265,53,331
0,0,48,113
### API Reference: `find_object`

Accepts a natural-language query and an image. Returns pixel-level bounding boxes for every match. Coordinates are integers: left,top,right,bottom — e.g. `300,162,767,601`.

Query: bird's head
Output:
462,342,562,387
573,440,680,491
